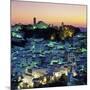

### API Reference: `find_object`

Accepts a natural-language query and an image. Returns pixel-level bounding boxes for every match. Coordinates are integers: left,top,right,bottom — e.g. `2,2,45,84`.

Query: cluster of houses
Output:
11,17,80,47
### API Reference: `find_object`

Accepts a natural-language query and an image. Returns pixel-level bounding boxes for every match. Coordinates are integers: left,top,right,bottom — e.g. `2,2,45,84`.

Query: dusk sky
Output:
11,1,87,27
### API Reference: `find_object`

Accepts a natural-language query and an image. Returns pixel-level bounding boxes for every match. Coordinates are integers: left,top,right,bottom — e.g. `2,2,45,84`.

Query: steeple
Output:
61,22,64,30
33,17,36,25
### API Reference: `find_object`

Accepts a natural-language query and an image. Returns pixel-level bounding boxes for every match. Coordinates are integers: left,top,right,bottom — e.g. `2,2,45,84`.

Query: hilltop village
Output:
11,17,80,46
11,17,87,89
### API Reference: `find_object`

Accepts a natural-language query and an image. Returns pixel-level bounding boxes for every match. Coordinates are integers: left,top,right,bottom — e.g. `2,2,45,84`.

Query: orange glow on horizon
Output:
11,1,87,27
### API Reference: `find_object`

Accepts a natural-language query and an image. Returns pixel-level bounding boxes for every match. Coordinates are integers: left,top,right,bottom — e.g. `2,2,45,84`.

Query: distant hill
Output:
80,27,87,32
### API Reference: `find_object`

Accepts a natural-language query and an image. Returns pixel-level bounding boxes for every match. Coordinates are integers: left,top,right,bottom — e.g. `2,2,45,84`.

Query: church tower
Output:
33,17,36,25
